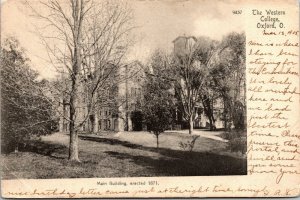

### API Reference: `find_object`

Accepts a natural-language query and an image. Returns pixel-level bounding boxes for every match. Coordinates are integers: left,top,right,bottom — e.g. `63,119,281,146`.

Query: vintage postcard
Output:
1,0,299,198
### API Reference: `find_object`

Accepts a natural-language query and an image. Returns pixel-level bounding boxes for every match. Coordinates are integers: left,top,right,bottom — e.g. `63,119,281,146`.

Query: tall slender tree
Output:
28,0,135,161
143,50,174,148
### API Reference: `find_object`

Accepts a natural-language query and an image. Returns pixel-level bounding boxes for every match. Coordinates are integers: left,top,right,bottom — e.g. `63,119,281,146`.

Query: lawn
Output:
1,130,247,179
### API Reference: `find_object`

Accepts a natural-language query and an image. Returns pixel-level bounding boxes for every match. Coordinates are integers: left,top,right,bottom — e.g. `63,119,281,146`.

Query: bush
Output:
221,129,246,140
179,135,200,152
227,137,247,154
221,130,247,154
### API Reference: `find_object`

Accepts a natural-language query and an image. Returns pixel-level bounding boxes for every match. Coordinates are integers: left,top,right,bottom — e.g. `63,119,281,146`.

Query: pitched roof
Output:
172,36,197,43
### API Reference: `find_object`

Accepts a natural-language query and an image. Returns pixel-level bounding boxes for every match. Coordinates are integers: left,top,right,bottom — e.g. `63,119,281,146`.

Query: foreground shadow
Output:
80,135,145,149
80,135,247,176
19,140,68,159
12,135,246,177
104,150,246,176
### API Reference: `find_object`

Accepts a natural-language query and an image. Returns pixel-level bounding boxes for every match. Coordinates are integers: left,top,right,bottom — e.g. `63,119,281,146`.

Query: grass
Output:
1,131,247,179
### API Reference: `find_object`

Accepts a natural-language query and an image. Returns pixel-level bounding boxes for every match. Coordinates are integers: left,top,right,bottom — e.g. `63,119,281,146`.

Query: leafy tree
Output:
145,34,245,133
209,32,246,130
143,51,174,148
1,38,56,153
171,36,216,133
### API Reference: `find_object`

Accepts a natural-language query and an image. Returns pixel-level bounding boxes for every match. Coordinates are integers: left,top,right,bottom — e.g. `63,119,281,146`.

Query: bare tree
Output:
27,0,135,161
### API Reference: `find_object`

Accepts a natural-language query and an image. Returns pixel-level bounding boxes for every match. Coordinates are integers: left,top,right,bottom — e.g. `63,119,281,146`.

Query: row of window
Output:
99,110,111,116
130,87,142,97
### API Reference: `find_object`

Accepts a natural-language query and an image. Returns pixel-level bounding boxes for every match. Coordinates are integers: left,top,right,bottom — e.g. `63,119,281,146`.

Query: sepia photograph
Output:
1,0,247,180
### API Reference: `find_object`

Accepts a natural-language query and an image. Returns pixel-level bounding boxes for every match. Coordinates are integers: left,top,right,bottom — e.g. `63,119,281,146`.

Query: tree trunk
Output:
68,52,81,162
14,133,19,153
14,143,19,153
69,125,79,161
93,113,99,133
156,134,159,148
209,116,216,131
59,96,65,132
68,2,82,161
69,83,80,161
189,116,193,134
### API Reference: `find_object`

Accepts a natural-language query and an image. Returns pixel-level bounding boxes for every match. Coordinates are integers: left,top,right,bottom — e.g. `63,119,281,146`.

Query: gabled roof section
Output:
172,36,197,43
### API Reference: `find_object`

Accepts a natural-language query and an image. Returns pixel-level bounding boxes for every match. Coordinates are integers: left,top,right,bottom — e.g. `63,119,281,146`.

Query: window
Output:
131,103,136,110
107,120,111,129
137,88,142,98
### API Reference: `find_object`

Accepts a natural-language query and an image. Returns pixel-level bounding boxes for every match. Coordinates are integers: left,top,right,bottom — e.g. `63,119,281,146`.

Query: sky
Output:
1,0,244,79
